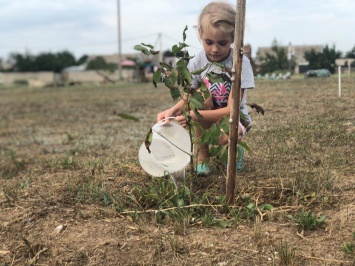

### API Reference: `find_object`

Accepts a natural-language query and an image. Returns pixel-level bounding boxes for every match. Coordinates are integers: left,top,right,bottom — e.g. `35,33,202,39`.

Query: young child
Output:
157,1,255,176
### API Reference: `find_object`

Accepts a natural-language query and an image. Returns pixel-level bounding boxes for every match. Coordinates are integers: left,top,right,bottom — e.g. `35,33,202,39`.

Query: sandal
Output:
224,146,244,171
236,145,244,171
196,163,211,176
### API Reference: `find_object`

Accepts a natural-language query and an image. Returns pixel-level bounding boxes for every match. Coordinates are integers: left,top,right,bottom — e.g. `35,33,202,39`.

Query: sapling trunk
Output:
226,0,246,205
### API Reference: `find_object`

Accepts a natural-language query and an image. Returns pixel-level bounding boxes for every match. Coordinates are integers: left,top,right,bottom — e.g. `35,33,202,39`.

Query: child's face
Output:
200,27,233,62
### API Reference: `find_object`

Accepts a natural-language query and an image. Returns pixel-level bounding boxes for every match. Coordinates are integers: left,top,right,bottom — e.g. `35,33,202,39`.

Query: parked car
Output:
304,69,331,79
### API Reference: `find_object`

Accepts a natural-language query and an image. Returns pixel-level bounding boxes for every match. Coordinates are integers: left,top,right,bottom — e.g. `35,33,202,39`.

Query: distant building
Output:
88,53,139,65
256,44,324,74
0,56,13,71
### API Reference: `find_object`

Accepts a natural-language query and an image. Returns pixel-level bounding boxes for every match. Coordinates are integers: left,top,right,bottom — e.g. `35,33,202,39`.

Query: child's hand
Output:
175,115,187,128
157,109,175,122
238,122,246,141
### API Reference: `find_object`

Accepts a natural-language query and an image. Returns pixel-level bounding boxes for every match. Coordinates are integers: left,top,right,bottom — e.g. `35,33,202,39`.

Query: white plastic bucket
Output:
138,118,191,177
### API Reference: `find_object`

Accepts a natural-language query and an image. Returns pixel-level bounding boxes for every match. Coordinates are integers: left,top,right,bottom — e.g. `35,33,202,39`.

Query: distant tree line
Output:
257,39,355,74
1,50,116,73
303,45,342,73
2,43,355,74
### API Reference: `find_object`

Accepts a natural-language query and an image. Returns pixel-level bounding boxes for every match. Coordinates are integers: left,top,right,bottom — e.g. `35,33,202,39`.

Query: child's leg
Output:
218,122,246,170
195,97,213,174
196,126,210,163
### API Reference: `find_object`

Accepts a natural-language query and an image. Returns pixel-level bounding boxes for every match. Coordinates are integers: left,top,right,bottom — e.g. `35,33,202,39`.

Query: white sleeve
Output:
241,56,255,89
188,56,201,89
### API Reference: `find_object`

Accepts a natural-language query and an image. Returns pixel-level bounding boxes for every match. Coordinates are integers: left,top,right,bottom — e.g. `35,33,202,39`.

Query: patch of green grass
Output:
67,174,112,205
114,176,275,230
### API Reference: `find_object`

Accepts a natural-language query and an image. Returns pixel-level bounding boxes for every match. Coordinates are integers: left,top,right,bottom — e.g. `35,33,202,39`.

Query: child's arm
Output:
157,98,184,122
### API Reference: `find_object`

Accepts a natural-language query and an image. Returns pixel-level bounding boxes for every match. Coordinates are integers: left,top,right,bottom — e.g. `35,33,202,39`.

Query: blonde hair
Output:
197,1,236,39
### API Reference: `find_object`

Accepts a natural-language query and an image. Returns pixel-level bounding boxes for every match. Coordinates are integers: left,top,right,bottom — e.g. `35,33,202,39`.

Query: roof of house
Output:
335,58,355,66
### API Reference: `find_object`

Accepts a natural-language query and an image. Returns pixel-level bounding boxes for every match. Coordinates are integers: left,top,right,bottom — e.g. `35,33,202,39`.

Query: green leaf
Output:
200,130,210,144
238,141,251,154
160,62,173,70
247,203,255,210
191,64,209,75
183,26,188,42
207,72,224,83
192,91,204,105
152,68,162,87
172,44,182,54
317,215,326,223
172,43,189,56
182,67,192,85
208,124,220,145
117,113,139,122
164,69,177,89
220,116,230,135
141,43,154,49
213,62,224,68
176,198,184,207
134,45,151,55
164,75,175,89
144,128,153,154
189,97,203,109
192,107,203,120
259,204,274,211
215,219,232,228
218,146,228,162
176,58,188,68
179,42,189,49
199,82,210,99
170,87,180,100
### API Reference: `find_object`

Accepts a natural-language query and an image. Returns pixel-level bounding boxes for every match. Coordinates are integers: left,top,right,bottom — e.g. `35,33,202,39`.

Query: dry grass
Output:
0,77,354,265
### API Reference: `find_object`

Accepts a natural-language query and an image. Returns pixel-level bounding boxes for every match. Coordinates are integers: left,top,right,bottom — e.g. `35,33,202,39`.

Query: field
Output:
1,77,354,265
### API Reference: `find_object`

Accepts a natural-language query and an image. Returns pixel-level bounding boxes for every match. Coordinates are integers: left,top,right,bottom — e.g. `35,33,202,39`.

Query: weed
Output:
344,242,355,254
165,235,186,256
43,158,62,172
61,156,77,170
2,177,32,201
0,149,26,179
67,174,112,205
288,209,326,231
86,158,104,176
343,231,355,255
19,178,32,189
3,185,19,201
130,177,190,210
278,240,296,266
66,132,75,142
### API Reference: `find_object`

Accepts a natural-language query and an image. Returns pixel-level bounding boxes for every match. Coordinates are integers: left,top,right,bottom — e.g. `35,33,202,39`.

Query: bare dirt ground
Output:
1,78,354,265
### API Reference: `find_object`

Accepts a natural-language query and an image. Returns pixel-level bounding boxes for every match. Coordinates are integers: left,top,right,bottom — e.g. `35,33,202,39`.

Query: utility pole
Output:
288,42,292,74
117,0,122,80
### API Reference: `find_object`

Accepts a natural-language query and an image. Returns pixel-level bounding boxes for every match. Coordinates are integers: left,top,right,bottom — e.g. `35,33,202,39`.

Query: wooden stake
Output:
226,0,246,205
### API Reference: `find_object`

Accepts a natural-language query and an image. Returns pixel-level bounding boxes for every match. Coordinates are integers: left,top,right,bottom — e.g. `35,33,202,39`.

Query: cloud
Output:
0,0,354,60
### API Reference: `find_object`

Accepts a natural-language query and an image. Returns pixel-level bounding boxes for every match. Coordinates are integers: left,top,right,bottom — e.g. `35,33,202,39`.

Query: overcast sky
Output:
1,0,354,61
